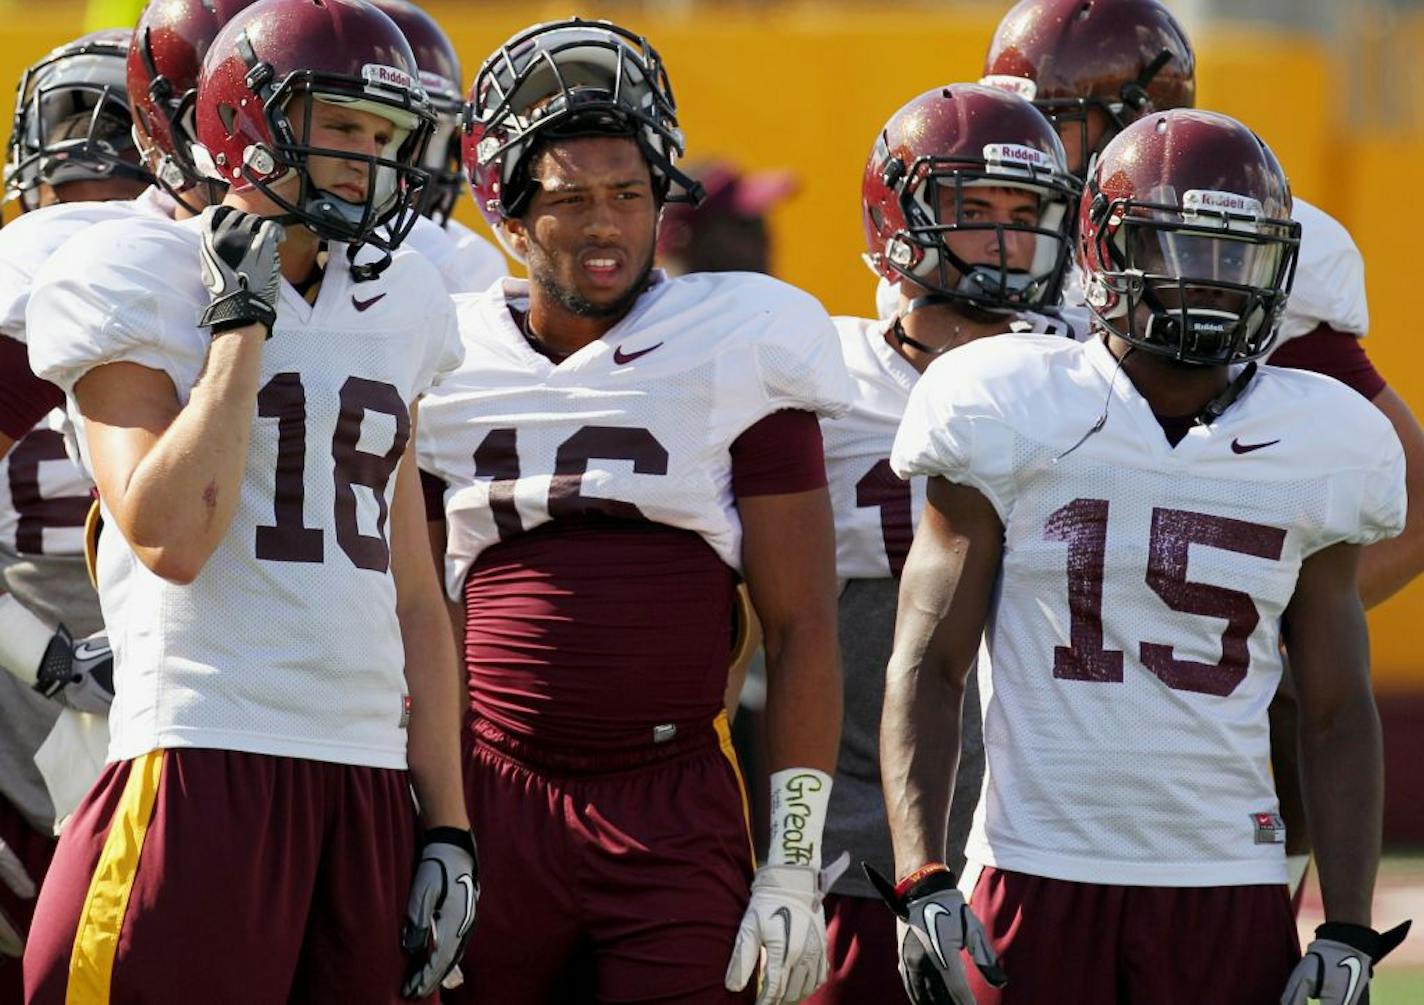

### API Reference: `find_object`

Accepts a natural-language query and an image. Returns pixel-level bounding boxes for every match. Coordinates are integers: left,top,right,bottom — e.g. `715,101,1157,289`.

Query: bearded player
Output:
980,0,1424,922
418,18,850,1004
21,1,474,1000
879,108,1410,1005
807,83,1080,1005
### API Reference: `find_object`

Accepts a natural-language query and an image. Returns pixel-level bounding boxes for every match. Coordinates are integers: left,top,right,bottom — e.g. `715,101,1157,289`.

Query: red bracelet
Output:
895,862,950,900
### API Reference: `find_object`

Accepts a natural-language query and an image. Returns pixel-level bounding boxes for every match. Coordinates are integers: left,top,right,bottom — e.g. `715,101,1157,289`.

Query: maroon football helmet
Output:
982,0,1195,177
862,83,1080,315
367,0,464,225
195,0,436,249
128,0,258,211
463,18,700,243
1079,109,1299,365
5,29,153,211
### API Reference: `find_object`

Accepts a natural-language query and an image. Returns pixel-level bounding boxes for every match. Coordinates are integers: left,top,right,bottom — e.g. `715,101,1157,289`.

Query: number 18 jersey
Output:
27,217,462,769
891,333,1405,887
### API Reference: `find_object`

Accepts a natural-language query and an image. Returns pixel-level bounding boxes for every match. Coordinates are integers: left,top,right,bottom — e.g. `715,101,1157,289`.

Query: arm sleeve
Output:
0,336,63,439
1351,430,1407,546
751,285,853,420
1267,326,1386,401
730,409,827,498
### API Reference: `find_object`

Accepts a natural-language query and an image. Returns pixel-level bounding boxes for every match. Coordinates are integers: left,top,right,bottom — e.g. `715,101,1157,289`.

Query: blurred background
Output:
3,0,1423,988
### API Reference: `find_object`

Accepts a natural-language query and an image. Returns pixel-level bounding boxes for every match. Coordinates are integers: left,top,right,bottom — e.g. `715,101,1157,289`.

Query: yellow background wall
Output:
3,1,1421,684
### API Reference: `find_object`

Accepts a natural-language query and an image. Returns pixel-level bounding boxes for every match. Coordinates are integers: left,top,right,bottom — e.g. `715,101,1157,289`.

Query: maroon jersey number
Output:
7,428,90,554
855,458,913,576
474,425,671,540
255,373,409,569
1045,498,1285,696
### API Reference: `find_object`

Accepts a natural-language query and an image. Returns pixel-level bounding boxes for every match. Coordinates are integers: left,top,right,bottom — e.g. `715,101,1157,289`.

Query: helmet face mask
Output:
6,32,152,211
1081,112,1301,367
862,84,1081,317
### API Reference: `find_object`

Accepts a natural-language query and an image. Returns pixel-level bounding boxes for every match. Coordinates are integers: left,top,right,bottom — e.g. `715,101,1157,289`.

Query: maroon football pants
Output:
0,795,54,1005
805,892,908,1004
447,714,755,1004
965,866,1300,1004
24,749,422,1005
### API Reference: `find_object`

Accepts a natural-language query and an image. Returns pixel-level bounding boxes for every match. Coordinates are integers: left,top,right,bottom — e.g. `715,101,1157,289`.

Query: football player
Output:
20,1,473,1001
880,108,1410,1005
980,0,1424,921
418,18,851,1004
0,31,150,998
366,0,508,294
808,84,1080,1005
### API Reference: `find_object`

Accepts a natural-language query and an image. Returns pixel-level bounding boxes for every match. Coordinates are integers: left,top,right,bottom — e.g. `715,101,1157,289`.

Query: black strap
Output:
1194,361,1257,426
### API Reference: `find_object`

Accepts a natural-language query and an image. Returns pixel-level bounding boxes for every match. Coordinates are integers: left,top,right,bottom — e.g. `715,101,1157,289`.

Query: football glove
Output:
865,862,1005,1005
0,837,35,957
197,205,283,334
725,852,849,1004
400,827,478,1000
34,626,114,715
1281,920,1411,1005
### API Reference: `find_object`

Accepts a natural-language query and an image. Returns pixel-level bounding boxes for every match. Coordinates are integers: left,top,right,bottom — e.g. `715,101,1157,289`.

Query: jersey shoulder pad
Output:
1280,198,1368,340
27,215,205,396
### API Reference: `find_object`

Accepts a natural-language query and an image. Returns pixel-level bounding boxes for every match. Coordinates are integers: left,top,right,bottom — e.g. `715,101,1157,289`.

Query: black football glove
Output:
34,625,114,714
401,827,478,999
196,205,283,335
1281,920,1411,1005
866,862,1005,1005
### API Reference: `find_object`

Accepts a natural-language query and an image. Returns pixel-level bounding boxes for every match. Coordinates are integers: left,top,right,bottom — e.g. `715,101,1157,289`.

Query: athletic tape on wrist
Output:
0,592,57,686
767,767,833,868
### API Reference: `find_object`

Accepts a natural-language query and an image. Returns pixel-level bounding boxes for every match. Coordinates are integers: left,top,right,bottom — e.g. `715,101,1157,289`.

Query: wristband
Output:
767,767,832,867
423,826,476,858
0,592,55,686
894,862,954,901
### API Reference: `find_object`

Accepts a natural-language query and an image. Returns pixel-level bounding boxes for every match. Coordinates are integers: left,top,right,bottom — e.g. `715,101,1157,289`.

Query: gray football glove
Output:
401,828,478,999
0,837,35,957
1282,921,1410,1005
34,625,114,715
196,205,283,334
866,863,1005,1005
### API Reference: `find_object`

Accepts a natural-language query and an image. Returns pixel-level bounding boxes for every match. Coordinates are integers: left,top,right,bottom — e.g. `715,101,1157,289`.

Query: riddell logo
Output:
362,64,414,91
979,74,1038,100
419,70,456,94
983,143,1053,173
1183,189,1264,219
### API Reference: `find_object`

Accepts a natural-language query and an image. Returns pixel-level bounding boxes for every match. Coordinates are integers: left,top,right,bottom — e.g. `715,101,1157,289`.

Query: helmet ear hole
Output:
217,104,239,136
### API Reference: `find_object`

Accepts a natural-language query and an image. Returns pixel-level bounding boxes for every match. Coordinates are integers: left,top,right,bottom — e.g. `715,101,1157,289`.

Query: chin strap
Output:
1194,361,1258,427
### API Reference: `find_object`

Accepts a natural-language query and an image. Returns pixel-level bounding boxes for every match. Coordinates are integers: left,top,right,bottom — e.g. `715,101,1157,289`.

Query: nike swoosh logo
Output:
352,293,387,312
612,342,662,365
1338,956,1362,1002
73,641,111,661
1231,437,1280,454
456,874,477,936
922,902,955,971
770,906,792,965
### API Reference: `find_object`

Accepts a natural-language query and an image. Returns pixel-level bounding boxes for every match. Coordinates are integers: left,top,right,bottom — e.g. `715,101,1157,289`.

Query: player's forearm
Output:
112,329,265,581
401,594,469,830
762,612,841,773
1298,686,1381,926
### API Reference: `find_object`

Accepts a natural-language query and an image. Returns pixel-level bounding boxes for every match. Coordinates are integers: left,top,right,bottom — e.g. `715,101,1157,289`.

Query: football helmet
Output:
1078,109,1300,366
463,17,701,239
194,0,436,249
368,0,464,226
981,0,1195,177
129,0,258,212
862,83,1080,315
5,29,152,211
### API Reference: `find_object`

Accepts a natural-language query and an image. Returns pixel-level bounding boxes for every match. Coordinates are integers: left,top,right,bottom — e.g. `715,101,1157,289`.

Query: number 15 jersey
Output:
892,333,1405,887
27,217,462,769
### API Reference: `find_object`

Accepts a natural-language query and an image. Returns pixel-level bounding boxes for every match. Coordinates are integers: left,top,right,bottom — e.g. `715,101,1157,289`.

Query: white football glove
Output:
0,837,36,958
197,205,283,334
400,828,478,1000
725,853,849,1004
866,862,1005,1005
1281,921,1410,1005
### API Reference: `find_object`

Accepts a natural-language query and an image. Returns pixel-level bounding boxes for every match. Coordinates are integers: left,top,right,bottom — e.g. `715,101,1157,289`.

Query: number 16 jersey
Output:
891,333,1405,887
27,217,463,769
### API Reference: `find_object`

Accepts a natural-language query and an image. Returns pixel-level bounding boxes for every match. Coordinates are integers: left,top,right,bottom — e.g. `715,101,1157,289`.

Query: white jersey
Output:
892,334,1404,887
417,271,852,597
399,215,507,296
28,215,463,768
0,411,89,556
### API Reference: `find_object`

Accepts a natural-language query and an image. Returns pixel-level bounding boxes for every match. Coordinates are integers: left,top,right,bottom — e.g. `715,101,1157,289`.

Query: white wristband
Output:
767,767,833,868
0,592,55,686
